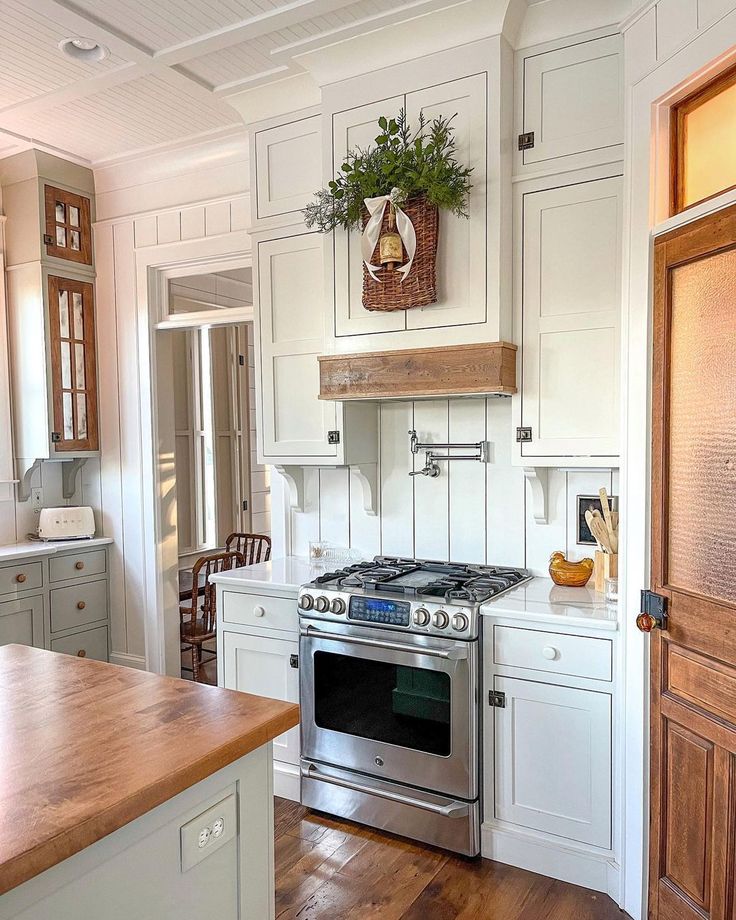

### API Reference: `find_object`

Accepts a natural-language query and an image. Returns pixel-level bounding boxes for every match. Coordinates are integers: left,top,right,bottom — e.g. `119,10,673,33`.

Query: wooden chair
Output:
180,550,244,682
225,532,272,566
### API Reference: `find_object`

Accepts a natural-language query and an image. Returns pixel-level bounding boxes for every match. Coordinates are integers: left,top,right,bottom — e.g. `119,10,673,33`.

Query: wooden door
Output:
645,205,736,920
48,275,98,452
44,185,92,265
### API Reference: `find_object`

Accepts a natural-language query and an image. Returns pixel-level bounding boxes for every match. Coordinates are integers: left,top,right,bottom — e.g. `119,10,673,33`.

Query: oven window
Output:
313,651,451,756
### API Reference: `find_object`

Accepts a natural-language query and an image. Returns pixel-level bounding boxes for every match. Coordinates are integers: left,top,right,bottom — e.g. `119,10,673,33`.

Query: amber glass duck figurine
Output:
548,552,594,587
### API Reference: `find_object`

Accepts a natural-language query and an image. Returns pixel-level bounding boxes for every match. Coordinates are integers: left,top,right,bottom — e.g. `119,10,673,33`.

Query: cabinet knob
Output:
77,649,87,658
542,645,559,660
75,561,84,570
77,601,86,610
15,573,26,584
253,605,265,618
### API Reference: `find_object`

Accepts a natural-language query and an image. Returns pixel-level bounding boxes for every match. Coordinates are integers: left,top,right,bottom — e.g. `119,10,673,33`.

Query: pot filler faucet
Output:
408,429,490,477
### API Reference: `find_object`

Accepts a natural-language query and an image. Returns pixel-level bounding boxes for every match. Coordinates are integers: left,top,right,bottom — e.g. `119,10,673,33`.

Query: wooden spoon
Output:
589,510,614,553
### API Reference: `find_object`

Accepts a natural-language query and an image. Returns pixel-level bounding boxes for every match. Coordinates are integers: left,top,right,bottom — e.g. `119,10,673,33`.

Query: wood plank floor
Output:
274,798,629,919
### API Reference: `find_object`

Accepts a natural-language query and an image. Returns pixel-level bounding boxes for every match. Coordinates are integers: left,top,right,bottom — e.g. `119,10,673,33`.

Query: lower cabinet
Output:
222,628,300,800
0,595,44,648
493,675,611,847
51,624,109,662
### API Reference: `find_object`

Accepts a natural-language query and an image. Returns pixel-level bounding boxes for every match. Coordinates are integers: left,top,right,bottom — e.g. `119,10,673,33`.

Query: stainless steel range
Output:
298,556,531,856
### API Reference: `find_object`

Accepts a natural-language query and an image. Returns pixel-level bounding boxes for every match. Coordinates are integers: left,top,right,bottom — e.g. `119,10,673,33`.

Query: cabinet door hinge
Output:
238,354,245,366
242,499,248,511
289,654,299,669
516,427,532,443
518,131,535,151
327,430,340,445
488,690,506,708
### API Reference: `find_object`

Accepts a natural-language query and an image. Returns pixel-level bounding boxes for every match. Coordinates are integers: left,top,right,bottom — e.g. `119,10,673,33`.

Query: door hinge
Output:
488,690,506,708
516,427,532,443
51,431,61,443
518,131,535,151
638,590,668,631
289,654,299,669
242,499,248,511
327,430,340,445
43,233,54,246
238,354,245,366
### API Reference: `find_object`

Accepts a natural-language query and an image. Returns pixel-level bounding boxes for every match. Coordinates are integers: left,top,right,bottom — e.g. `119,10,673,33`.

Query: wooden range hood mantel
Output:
319,342,517,401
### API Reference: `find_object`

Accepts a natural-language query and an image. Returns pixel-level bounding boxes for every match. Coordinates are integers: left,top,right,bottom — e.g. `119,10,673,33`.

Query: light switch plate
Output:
180,793,237,872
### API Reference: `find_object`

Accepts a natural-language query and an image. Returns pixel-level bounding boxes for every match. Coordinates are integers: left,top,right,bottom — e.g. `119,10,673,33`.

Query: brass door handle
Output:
636,613,662,632
638,590,668,632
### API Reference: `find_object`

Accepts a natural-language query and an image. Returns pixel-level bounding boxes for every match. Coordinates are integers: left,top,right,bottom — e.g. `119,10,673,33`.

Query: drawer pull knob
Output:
75,561,85,571
253,605,265,618
542,646,559,661
15,573,26,584
77,601,86,610
77,649,86,658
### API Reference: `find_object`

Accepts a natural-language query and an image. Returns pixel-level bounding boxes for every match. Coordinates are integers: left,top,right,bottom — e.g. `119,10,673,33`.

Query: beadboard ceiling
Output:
0,0,476,165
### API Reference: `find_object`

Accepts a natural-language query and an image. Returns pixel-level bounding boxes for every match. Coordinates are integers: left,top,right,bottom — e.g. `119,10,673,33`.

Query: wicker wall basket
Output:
362,194,439,312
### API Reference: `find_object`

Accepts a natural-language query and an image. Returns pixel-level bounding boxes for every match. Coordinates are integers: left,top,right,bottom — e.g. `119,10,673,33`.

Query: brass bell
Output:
378,203,403,270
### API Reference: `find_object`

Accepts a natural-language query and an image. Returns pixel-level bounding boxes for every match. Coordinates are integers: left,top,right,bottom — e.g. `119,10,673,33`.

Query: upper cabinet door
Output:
332,96,405,337
521,35,623,166
44,185,92,265
256,231,337,460
48,275,99,453
405,73,487,330
520,175,622,460
254,114,321,222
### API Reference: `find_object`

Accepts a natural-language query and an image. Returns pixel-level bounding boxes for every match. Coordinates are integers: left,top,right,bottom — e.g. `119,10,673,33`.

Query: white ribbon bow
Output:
361,194,417,283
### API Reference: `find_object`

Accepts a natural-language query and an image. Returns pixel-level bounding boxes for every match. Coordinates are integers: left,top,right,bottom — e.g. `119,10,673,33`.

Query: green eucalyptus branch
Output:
303,109,473,233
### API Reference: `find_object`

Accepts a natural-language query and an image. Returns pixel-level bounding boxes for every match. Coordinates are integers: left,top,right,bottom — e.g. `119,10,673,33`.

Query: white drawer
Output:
221,590,297,634
493,625,612,682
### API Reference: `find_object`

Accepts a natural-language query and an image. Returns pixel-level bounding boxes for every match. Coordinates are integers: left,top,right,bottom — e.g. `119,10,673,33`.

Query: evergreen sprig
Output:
303,109,473,232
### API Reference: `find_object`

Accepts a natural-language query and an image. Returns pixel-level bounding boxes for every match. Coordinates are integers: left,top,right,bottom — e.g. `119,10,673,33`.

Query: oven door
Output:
299,619,478,800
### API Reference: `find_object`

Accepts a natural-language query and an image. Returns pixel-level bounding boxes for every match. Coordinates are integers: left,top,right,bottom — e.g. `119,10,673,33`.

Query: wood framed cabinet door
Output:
645,203,736,920
256,229,337,461
332,96,405,338
519,175,622,461
519,34,623,167
44,185,92,265
222,630,300,766
405,73,487,331
48,275,99,452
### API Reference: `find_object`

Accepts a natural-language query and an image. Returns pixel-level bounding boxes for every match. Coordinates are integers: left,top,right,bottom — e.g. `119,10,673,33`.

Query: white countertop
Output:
211,556,333,594
0,537,113,562
481,576,618,631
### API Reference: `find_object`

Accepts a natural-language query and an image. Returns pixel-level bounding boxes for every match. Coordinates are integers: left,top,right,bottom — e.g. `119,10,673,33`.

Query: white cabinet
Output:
333,97,405,337
222,630,300,769
253,112,321,223
518,34,623,169
516,174,622,464
493,675,612,848
255,225,378,469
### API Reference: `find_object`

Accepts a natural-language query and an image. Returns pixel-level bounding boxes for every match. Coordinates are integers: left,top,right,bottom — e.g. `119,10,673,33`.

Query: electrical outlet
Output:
31,488,43,514
180,793,236,872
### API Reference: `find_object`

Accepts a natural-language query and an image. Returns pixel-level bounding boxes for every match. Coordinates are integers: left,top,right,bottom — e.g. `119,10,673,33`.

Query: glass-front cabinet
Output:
48,276,98,452
44,185,92,265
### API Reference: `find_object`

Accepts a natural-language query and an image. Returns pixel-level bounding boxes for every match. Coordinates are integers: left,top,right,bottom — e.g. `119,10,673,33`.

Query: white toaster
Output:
38,507,96,541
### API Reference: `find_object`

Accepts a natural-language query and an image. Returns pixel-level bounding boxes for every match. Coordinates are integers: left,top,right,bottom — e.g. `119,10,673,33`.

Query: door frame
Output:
623,16,736,920
135,236,255,677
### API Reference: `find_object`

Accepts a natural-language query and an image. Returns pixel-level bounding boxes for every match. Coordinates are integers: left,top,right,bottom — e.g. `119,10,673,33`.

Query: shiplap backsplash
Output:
285,398,618,576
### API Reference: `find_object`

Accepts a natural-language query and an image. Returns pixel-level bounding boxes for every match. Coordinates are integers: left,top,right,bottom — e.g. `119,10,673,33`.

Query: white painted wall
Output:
284,398,618,575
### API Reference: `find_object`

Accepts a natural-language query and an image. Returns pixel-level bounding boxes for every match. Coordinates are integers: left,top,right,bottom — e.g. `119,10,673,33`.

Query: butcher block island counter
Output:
0,645,299,919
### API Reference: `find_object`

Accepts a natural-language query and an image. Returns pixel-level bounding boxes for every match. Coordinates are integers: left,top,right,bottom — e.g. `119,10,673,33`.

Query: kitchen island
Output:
0,644,298,919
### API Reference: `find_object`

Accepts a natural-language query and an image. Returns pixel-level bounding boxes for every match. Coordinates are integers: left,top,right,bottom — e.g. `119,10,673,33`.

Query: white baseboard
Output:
482,821,620,900
274,760,300,802
109,652,147,670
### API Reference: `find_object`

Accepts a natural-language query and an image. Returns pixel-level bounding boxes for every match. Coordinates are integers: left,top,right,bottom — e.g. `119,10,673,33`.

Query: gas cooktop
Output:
308,556,530,605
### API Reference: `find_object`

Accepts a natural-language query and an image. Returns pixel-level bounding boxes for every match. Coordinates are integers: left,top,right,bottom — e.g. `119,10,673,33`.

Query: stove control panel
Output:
348,596,411,627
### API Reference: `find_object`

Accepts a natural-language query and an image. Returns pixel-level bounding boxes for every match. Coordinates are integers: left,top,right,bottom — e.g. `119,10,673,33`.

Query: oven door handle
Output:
301,762,470,818
299,624,469,660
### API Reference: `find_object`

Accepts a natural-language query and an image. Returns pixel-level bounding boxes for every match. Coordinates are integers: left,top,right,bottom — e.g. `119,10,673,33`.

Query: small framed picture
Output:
577,494,618,545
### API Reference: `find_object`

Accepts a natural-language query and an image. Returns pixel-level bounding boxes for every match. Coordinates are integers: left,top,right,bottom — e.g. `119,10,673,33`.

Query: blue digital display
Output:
348,596,411,626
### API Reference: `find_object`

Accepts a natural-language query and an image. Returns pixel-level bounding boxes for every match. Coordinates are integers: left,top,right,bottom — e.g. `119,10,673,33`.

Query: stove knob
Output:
298,594,314,610
315,596,330,613
451,613,469,632
413,607,430,627
432,610,449,629
330,598,346,615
